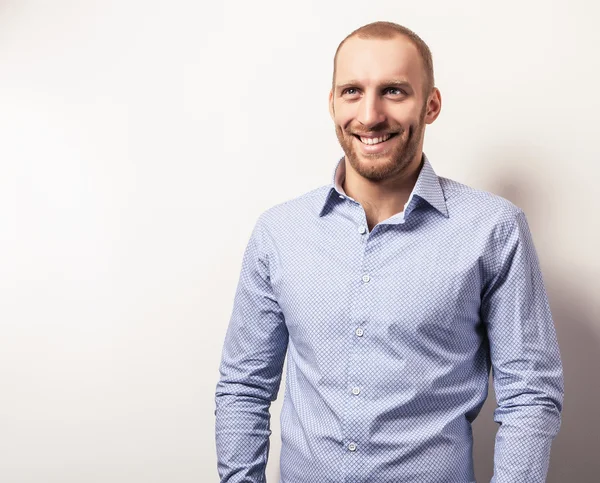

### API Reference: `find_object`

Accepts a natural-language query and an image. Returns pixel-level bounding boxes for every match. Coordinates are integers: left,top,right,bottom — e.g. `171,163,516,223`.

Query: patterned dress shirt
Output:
215,153,563,483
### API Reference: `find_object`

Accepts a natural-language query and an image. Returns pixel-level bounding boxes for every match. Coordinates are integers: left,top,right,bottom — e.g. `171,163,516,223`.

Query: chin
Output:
349,155,395,179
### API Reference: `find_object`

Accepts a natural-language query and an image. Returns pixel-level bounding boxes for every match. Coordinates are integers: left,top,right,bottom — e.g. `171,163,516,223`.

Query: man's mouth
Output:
353,132,399,145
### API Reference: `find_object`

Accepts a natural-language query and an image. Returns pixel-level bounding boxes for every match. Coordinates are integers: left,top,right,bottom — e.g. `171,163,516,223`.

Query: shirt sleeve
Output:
481,209,564,483
215,216,289,483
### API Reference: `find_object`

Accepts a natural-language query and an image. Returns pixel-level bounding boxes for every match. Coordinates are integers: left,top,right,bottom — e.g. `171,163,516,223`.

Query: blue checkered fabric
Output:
215,154,563,483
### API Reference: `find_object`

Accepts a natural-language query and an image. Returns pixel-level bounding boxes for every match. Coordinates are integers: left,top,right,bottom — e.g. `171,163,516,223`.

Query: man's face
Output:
329,36,438,182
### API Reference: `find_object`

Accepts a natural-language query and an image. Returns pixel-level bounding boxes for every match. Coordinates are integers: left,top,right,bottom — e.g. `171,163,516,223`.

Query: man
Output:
215,21,563,483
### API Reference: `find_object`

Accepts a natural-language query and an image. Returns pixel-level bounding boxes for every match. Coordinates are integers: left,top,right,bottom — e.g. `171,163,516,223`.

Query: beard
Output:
334,104,427,182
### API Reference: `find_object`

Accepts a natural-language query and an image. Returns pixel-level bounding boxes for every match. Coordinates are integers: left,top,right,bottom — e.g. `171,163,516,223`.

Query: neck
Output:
342,153,423,230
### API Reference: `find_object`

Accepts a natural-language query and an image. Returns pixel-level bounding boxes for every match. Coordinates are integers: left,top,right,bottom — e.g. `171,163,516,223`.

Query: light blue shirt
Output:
215,154,563,483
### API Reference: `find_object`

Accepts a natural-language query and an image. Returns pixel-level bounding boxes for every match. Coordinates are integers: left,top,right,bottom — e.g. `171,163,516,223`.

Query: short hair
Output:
332,21,435,97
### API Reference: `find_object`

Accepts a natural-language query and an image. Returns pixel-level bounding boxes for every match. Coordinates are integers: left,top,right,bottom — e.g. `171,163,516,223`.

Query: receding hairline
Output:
332,22,435,96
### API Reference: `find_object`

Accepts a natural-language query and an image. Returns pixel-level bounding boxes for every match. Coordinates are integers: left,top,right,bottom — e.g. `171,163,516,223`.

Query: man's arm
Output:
481,209,564,483
215,216,288,483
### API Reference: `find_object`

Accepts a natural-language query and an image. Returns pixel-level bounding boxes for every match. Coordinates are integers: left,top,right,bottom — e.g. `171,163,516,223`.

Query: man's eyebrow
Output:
335,80,413,92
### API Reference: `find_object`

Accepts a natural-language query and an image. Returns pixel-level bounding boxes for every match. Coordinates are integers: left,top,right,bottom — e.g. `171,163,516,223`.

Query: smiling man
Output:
215,22,563,483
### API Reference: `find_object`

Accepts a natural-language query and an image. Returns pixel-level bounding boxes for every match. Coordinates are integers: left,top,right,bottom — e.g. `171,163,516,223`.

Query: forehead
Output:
335,36,423,86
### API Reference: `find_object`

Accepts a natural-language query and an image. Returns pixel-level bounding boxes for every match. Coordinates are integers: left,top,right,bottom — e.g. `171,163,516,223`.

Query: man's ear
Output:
328,90,335,121
424,88,442,125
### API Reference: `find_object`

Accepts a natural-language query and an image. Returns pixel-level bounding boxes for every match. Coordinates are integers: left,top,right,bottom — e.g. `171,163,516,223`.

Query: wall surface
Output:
2,1,599,482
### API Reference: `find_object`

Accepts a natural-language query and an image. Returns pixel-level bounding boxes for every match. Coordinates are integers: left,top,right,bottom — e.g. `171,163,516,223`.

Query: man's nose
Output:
356,93,386,128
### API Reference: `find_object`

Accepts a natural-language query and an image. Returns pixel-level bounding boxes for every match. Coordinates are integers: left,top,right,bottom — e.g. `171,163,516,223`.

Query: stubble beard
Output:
334,106,427,182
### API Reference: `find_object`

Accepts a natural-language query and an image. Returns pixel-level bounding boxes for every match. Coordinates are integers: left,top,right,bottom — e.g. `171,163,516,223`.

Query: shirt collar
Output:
318,153,449,218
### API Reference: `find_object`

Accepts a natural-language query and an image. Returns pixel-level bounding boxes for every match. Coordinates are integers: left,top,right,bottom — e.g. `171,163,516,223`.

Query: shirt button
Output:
362,274,370,283
355,327,364,337
348,442,357,452
339,195,345,199
358,225,366,234
351,387,361,395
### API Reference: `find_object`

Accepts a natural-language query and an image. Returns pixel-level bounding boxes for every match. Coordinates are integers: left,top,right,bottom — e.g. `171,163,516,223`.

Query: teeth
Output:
359,133,393,145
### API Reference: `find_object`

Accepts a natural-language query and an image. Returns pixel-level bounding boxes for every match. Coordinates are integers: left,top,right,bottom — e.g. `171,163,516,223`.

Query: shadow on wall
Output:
472,160,600,482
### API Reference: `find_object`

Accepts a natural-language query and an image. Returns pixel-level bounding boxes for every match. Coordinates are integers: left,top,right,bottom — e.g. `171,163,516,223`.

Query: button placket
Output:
341,208,372,461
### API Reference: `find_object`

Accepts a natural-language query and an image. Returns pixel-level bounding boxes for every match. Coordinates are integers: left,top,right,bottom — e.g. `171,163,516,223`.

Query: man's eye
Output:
342,88,358,95
384,87,405,95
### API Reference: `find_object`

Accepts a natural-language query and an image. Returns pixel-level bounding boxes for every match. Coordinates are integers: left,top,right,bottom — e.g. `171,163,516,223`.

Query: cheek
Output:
392,103,423,124
336,115,354,131
332,104,355,129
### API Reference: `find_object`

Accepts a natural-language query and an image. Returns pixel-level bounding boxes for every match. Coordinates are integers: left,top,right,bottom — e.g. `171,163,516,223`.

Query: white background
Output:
1,1,599,482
